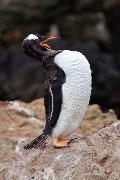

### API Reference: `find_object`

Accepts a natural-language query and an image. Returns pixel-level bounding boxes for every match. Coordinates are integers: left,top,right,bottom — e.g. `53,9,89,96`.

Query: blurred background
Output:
0,0,120,117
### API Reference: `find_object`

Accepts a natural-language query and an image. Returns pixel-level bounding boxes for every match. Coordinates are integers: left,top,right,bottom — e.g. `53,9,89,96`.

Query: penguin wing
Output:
44,67,66,135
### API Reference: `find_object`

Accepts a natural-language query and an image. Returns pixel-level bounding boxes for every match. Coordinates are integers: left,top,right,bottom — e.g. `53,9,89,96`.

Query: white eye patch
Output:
25,34,38,40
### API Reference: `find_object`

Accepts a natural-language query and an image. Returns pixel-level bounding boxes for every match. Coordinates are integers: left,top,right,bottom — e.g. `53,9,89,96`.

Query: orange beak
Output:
40,36,58,51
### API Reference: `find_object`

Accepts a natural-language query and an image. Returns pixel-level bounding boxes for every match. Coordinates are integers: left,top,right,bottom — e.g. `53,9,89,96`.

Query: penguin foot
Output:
53,138,69,148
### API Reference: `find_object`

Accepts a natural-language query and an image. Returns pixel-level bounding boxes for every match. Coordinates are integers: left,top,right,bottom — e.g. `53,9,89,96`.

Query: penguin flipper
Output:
24,132,48,149
44,66,66,135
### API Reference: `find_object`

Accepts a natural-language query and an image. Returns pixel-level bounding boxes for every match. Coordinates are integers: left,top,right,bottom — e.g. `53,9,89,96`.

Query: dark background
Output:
0,0,120,117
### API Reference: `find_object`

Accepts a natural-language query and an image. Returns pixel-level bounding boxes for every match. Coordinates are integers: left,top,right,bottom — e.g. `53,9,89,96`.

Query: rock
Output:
0,0,115,47
0,99,45,163
104,0,120,52
0,48,45,101
0,99,118,168
0,115,119,179
80,104,117,134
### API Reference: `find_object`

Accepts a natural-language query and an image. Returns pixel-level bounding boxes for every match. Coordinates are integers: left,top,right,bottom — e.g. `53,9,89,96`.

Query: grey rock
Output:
0,121,120,179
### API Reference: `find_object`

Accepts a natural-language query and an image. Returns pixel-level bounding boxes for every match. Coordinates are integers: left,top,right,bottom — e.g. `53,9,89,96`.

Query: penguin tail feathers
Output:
24,132,49,150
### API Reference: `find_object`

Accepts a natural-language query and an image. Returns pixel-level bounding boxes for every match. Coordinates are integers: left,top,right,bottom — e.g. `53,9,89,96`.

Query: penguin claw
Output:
68,137,77,143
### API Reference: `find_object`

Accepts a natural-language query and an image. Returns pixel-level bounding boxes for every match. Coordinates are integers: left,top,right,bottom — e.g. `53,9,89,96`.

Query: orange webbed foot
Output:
53,138,69,148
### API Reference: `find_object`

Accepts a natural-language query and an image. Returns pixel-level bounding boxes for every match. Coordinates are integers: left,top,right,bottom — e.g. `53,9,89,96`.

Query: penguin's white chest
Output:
53,50,92,138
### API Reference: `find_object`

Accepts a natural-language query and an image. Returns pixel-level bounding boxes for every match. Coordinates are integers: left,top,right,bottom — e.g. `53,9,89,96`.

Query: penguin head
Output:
22,34,58,54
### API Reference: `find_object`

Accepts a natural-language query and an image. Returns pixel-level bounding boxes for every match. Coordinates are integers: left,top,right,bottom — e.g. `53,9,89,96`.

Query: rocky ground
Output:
0,99,119,179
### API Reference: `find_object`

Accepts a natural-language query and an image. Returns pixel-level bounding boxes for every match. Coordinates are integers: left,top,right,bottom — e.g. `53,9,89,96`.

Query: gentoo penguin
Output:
22,34,91,149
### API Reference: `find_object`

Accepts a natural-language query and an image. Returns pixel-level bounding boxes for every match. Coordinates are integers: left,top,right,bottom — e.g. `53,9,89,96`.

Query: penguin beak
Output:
40,36,58,51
